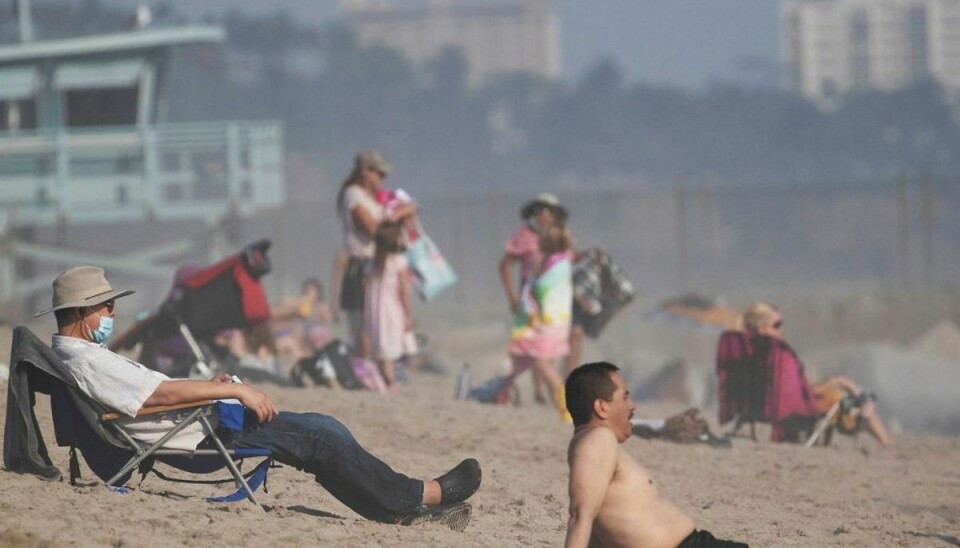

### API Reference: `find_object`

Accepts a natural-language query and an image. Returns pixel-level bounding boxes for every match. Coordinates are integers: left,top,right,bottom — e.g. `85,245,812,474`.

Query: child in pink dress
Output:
364,222,413,391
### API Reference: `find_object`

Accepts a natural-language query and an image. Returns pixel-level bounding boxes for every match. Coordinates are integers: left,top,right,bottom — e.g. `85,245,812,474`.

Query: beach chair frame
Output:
7,327,271,510
52,377,272,512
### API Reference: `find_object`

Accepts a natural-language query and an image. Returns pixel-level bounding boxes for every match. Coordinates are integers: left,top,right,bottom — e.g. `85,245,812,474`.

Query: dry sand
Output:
0,324,958,547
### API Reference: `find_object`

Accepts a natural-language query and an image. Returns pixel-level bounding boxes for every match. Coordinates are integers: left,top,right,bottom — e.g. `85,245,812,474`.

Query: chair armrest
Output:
100,400,215,422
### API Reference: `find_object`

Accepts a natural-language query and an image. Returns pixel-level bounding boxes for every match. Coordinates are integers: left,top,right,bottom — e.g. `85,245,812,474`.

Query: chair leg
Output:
805,402,841,448
106,407,207,487
199,416,266,512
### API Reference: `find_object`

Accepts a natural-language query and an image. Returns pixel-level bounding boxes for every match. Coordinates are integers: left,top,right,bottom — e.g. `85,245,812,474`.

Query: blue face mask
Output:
89,313,113,344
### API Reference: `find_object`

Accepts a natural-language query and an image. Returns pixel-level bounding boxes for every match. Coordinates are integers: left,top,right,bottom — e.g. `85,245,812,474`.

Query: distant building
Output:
341,0,560,87
782,0,960,107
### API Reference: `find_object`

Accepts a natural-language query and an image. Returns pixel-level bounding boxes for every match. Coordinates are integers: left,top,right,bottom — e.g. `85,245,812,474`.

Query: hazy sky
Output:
151,0,781,89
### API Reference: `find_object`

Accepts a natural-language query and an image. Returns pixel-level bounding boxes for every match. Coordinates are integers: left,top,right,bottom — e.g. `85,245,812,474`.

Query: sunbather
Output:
38,265,481,527
565,362,746,548
738,301,892,447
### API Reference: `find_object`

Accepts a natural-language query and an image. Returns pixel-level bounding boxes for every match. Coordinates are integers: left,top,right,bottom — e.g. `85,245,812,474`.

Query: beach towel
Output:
572,248,635,338
716,331,818,441
509,252,572,358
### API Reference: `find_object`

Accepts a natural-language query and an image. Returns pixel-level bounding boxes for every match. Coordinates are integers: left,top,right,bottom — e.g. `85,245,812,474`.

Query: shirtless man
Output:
564,362,747,548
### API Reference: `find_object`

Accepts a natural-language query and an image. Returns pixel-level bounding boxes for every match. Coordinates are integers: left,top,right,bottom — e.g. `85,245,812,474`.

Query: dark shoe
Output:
698,429,733,448
400,502,472,532
436,458,482,504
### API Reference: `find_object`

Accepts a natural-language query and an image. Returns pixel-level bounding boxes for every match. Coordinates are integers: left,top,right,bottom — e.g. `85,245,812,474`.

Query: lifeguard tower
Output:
0,4,284,318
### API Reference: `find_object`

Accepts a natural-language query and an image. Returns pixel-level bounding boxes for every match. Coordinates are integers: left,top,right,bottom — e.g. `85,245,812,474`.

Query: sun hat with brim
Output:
520,192,568,221
34,266,135,317
355,149,392,176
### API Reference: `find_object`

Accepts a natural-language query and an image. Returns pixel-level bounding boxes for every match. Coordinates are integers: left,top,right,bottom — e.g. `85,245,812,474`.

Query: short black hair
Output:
565,361,621,426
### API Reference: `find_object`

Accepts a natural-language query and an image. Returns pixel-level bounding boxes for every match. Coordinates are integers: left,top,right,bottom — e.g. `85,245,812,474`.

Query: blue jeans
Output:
232,412,424,522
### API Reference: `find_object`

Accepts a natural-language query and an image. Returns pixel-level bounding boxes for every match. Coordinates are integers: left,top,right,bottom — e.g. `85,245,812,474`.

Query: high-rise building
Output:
782,0,960,107
341,0,560,87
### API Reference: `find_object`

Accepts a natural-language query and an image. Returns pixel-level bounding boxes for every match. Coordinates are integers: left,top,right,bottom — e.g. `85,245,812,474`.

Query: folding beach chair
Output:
110,239,273,378
4,327,273,511
716,330,818,442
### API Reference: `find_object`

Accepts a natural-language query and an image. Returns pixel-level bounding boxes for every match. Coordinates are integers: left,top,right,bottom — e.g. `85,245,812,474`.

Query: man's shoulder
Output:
52,336,135,367
569,426,619,455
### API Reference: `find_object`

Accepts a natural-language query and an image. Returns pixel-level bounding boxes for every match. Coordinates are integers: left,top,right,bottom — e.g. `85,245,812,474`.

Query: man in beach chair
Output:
31,266,482,528
2,327,274,509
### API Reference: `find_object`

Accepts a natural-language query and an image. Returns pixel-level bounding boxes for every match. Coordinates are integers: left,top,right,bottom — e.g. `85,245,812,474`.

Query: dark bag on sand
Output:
661,408,709,443
293,339,363,390
339,258,367,311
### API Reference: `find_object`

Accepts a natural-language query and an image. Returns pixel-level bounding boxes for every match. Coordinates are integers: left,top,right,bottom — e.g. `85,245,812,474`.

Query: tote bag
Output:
405,223,457,301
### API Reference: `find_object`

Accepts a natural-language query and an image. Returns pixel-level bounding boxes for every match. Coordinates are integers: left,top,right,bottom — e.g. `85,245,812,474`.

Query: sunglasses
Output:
530,205,555,216
772,320,783,329
102,300,115,313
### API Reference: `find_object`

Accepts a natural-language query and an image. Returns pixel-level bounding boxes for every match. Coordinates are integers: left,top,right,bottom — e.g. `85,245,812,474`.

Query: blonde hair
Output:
539,225,572,256
742,301,779,333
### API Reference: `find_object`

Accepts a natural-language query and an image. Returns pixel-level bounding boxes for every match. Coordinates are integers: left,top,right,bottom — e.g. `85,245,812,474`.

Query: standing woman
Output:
499,193,567,403
336,150,416,356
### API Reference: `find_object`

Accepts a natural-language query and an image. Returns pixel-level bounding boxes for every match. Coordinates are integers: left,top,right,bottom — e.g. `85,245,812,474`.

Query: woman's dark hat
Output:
520,192,568,221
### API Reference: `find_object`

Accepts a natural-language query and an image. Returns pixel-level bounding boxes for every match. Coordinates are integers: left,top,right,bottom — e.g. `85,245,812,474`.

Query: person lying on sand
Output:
564,362,747,548
38,266,481,530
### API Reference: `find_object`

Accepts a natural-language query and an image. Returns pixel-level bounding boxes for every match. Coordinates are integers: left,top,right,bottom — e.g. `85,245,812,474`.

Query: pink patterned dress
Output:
364,254,409,361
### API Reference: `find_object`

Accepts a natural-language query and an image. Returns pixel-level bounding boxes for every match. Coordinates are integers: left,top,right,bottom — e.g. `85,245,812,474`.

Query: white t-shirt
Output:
341,185,384,258
52,335,216,451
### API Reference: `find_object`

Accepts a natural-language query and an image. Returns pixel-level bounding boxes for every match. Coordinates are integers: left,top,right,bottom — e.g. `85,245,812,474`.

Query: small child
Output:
364,221,413,391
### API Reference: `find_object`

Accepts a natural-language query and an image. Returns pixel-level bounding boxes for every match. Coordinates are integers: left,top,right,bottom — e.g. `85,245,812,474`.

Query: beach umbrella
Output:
649,293,742,334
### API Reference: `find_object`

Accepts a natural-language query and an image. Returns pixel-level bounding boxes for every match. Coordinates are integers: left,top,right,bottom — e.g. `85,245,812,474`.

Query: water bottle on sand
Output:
455,363,471,400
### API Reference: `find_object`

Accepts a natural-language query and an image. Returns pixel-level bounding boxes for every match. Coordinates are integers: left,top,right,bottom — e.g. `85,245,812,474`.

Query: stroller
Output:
110,240,273,379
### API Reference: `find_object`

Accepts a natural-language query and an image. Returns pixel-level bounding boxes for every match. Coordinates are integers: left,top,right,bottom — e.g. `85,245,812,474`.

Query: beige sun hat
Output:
34,266,135,317
355,149,392,176
520,192,568,221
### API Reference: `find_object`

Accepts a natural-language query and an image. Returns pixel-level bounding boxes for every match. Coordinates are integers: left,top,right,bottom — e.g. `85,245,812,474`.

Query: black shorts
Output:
339,257,368,311
676,529,748,548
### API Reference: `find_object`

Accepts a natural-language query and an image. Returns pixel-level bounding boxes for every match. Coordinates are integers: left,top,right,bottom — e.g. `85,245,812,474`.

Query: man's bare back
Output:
567,426,694,548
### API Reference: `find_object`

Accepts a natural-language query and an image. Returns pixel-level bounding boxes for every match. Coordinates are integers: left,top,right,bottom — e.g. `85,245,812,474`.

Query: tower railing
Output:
0,120,285,226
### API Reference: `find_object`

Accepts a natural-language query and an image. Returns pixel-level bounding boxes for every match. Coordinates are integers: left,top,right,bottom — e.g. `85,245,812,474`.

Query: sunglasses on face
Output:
772,320,783,329
102,300,115,313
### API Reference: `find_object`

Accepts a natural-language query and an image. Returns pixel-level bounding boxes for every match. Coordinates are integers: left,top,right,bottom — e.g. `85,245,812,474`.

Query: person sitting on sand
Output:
39,265,481,529
272,277,333,361
565,362,747,548
739,302,892,447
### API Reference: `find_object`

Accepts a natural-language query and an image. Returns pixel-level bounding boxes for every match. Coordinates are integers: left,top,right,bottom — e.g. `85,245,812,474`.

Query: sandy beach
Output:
1,323,958,548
